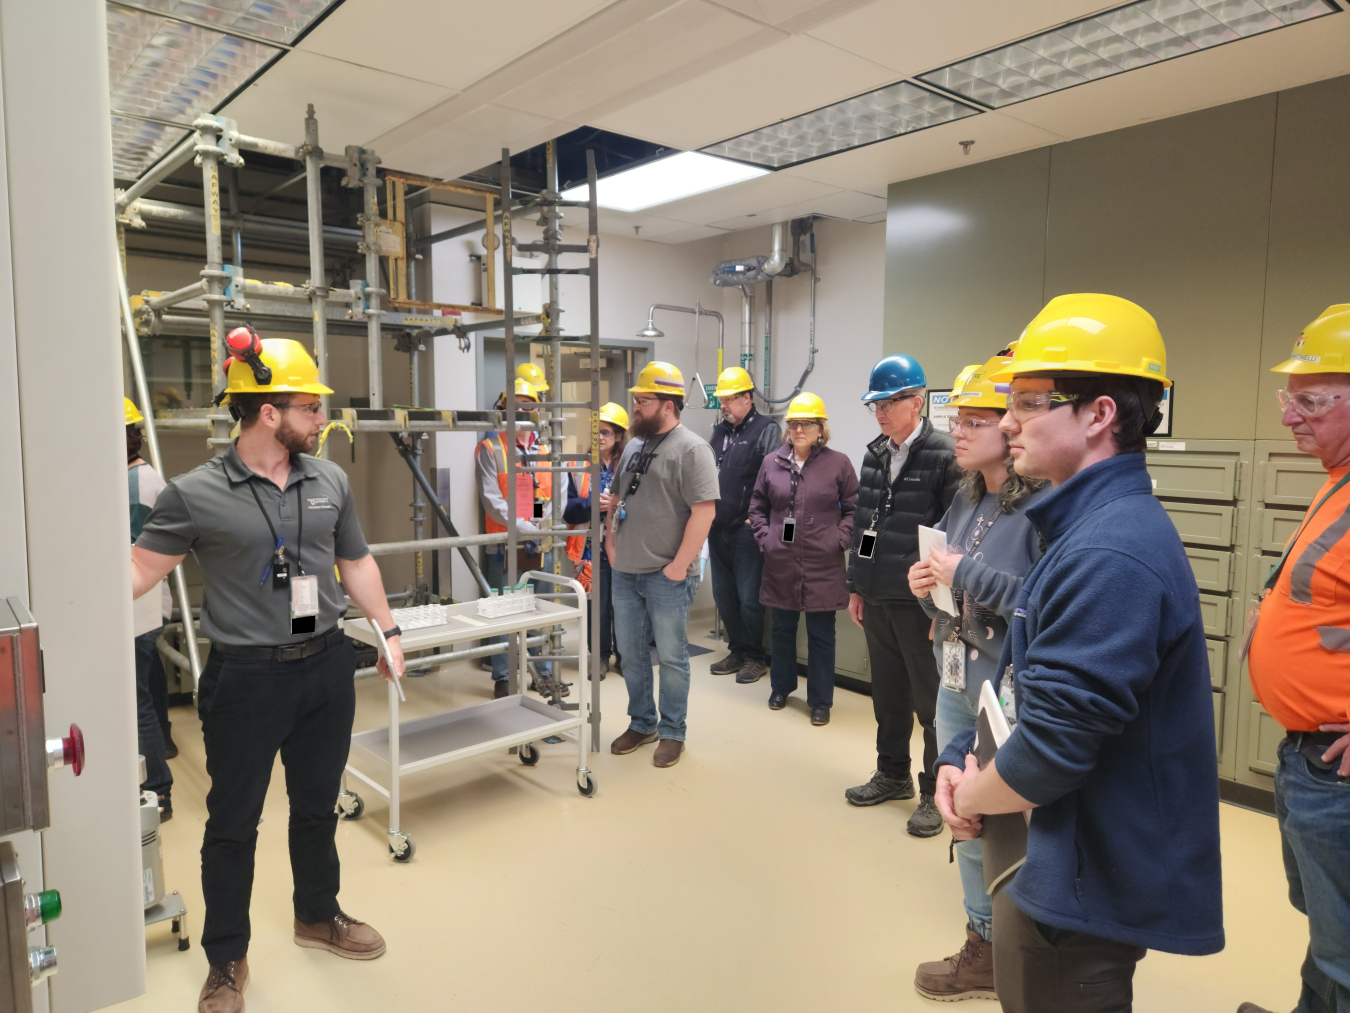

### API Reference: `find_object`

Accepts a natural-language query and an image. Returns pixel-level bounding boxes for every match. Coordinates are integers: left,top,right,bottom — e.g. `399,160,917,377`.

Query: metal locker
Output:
1197,594,1231,638
1185,547,1234,593
1145,451,1239,502
1159,501,1238,548
1258,508,1304,553
1257,451,1327,506
1213,692,1224,754
1246,702,1283,776
1205,638,1227,690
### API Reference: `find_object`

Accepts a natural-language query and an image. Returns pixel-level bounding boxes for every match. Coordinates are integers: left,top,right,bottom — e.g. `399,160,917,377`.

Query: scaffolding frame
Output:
114,108,605,749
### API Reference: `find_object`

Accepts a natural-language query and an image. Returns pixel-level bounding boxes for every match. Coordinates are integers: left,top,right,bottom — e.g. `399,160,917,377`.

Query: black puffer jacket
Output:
709,407,781,529
847,417,960,604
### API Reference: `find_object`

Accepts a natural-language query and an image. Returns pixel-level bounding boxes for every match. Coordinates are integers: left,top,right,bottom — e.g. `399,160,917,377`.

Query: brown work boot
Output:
914,928,996,1001
293,911,386,960
611,728,659,754
653,739,684,768
708,652,744,675
198,958,248,1013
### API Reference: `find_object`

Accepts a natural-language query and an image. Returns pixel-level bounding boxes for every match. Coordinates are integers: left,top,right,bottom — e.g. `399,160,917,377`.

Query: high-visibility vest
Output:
565,471,591,566
478,432,552,535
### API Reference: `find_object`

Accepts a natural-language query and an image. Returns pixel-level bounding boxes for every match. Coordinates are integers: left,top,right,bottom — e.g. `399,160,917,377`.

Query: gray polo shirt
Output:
136,444,369,647
611,424,720,576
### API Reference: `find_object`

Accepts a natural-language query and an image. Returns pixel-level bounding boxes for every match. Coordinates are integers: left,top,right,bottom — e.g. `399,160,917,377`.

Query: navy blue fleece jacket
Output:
937,452,1223,956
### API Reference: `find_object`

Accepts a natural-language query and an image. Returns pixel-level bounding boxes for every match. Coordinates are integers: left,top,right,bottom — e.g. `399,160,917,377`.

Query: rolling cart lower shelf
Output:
339,573,595,862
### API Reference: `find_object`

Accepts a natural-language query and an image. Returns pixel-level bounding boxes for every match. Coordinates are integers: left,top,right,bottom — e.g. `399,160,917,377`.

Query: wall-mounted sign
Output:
927,389,957,431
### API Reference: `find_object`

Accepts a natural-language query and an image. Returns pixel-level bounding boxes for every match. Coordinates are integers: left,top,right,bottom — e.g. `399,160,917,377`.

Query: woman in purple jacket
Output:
748,392,859,725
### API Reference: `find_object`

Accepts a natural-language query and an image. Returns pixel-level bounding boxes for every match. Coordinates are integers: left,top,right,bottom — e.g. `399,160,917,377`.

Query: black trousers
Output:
197,633,357,965
860,598,940,795
993,887,1147,1013
134,628,172,802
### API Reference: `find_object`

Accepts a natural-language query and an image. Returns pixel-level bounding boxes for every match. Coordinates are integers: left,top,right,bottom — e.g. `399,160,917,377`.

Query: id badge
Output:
941,639,967,691
857,528,877,559
998,665,1018,728
290,574,319,635
782,517,796,544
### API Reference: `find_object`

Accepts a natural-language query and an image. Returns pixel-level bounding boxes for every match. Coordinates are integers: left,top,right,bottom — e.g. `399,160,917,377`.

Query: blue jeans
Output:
1277,737,1350,1013
708,524,767,662
936,685,992,942
485,550,554,684
769,609,835,709
135,627,173,805
611,568,699,741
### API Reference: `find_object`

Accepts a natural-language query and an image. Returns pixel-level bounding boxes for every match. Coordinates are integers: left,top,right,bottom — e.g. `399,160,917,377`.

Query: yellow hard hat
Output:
124,397,144,425
784,391,828,421
988,294,1171,388
516,362,550,392
629,361,685,396
952,353,1013,410
500,377,538,402
1272,304,1350,374
713,366,754,398
224,338,334,396
598,402,629,429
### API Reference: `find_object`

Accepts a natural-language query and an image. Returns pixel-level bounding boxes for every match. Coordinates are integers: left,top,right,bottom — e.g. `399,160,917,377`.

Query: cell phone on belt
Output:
857,528,878,559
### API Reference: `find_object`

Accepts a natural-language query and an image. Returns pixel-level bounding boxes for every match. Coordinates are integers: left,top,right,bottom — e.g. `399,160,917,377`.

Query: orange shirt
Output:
1249,466,1350,731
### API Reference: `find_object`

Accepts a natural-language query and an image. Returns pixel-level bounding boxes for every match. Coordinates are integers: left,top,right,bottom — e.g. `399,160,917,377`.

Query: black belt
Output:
213,625,344,663
1287,730,1345,771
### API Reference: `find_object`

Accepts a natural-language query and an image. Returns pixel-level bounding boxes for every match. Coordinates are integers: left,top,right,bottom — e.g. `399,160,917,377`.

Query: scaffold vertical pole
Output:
501,148,520,692
586,148,602,750
303,105,330,420
195,117,231,456
543,141,566,679
361,147,384,409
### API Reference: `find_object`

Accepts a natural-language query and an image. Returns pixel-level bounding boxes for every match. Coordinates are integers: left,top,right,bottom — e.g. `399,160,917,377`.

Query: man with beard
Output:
131,336,403,1013
602,362,719,768
706,366,779,685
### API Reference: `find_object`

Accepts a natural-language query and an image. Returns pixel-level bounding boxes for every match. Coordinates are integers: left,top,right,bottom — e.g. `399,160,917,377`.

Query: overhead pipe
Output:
745,217,818,405
638,301,725,378
762,220,793,277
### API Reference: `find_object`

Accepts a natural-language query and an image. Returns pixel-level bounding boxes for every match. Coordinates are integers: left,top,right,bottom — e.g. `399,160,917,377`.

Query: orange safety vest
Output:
478,432,552,535
565,471,591,566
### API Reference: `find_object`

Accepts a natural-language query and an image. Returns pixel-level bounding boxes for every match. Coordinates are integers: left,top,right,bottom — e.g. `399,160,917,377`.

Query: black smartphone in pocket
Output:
857,529,877,559
782,517,796,543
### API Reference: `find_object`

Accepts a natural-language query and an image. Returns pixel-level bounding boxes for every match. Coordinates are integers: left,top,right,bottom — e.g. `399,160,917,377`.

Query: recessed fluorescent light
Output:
559,151,767,211
918,0,1338,109
106,0,342,178
700,81,979,170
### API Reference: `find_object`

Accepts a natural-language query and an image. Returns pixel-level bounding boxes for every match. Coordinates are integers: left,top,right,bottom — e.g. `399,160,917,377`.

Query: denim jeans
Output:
134,627,172,804
769,609,835,709
708,524,767,662
484,549,554,684
936,685,992,942
611,567,699,741
1276,736,1350,1013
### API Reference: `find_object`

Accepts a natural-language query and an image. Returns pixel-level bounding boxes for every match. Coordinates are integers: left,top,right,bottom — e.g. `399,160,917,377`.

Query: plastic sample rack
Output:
340,573,595,863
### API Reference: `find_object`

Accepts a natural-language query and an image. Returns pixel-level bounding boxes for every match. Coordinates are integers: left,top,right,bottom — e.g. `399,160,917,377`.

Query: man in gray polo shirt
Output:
601,361,719,769
131,337,403,1013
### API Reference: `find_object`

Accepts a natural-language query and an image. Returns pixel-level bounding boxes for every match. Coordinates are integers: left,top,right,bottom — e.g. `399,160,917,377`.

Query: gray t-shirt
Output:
611,424,720,575
136,445,369,647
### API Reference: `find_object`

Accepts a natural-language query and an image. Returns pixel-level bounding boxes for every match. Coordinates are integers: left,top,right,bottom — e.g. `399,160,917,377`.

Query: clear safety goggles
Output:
1277,387,1344,417
1005,390,1083,421
947,415,1001,433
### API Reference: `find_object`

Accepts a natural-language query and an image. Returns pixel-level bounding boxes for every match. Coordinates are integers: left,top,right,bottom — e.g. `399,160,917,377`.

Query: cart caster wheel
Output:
577,773,596,797
389,833,415,862
336,791,364,820
519,742,539,766
178,938,190,952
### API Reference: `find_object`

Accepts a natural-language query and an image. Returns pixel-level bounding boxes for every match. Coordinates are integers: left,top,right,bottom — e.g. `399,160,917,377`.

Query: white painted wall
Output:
2,1,146,1009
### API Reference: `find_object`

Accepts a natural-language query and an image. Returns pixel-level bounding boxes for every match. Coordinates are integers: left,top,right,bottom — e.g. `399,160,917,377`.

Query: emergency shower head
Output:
637,313,664,339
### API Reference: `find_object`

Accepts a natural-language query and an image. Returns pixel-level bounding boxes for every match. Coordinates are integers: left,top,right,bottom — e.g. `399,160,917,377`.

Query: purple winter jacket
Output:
748,443,858,612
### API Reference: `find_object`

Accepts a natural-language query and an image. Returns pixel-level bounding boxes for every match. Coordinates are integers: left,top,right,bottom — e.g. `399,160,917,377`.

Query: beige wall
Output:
885,73,1350,442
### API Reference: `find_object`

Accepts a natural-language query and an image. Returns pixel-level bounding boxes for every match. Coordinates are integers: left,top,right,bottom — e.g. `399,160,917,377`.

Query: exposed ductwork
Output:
762,220,797,278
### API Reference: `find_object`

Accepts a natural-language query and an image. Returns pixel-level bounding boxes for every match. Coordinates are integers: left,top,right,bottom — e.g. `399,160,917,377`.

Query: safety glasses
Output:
276,401,323,416
786,420,820,431
1277,387,1344,417
1005,390,1082,421
947,415,1001,433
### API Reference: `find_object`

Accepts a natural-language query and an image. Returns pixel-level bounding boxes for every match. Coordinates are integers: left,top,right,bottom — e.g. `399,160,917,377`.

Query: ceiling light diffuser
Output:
918,0,1338,109
558,151,768,211
700,81,979,170
106,0,340,179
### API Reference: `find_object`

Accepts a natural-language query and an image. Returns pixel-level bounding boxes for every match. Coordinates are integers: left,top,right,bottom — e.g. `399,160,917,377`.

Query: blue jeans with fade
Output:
708,524,768,662
936,683,993,942
484,549,554,684
1277,736,1350,1013
611,567,700,741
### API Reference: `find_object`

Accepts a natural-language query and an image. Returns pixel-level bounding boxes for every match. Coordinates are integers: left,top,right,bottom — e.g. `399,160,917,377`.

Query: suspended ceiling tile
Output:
855,210,887,223
778,111,1064,195
995,12,1350,140
368,100,574,179
806,0,1117,76
710,0,876,32
646,223,732,244
708,188,885,230
592,34,899,152
637,171,839,224
586,208,699,240
494,1,776,123
296,0,624,91
219,49,453,153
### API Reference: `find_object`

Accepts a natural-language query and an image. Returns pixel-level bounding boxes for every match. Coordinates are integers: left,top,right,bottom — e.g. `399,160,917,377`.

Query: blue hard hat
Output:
862,354,926,402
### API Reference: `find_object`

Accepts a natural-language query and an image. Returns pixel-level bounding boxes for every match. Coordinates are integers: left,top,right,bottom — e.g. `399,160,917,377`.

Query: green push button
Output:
36,890,60,924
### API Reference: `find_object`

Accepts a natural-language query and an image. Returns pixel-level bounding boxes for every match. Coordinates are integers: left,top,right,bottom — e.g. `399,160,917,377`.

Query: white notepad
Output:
918,525,958,616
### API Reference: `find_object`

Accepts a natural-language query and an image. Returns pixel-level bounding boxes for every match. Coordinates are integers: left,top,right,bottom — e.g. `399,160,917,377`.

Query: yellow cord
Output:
317,421,353,459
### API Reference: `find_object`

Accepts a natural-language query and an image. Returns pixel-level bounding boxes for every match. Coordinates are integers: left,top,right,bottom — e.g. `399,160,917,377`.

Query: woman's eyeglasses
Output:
947,416,1001,434
786,420,820,432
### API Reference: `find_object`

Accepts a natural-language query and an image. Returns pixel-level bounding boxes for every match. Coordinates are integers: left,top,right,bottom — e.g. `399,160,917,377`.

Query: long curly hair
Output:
958,427,1047,514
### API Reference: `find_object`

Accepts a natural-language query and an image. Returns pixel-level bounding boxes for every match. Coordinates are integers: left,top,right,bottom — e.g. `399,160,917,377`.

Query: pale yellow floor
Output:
115,621,1307,1013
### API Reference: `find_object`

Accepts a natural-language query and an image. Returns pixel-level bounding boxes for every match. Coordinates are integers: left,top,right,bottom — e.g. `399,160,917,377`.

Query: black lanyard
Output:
249,481,304,575
625,430,672,498
787,458,804,516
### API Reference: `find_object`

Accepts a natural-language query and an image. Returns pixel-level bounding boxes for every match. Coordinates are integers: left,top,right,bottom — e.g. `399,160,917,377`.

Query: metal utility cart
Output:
339,573,595,862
